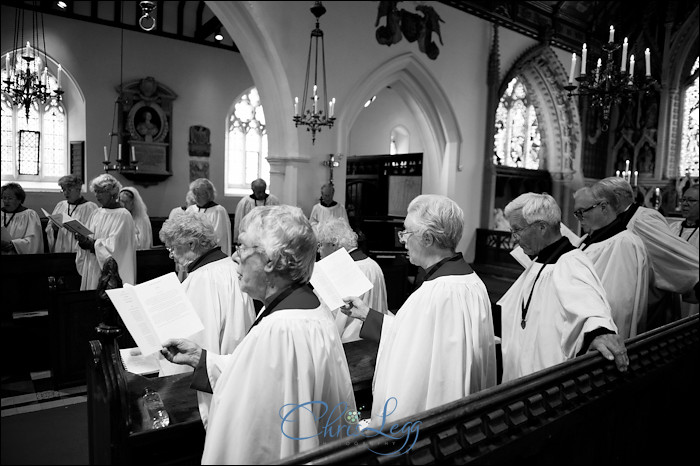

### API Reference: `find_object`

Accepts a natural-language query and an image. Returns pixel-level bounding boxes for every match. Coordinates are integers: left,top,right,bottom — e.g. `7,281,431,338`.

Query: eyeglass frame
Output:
509,222,539,237
397,229,418,243
573,201,605,220
679,197,698,205
235,243,263,257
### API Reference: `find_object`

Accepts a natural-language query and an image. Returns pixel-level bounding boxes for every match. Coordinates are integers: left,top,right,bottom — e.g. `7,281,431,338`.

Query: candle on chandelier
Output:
42,67,48,87
313,84,317,97
645,48,651,76
118,143,122,160
616,170,621,177
131,146,136,162
621,38,628,72
24,41,30,58
633,171,638,187
629,55,635,79
57,64,62,88
294,97,298,116
581,43,587,74
568,53,577,84
625,160,630,173
313,95,318,113
655,187,660,200
609,25,615,43
330,98,336,118
104,146,108,162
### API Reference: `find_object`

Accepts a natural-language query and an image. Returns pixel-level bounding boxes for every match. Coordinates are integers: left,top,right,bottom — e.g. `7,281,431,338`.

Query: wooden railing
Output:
277,315,699,464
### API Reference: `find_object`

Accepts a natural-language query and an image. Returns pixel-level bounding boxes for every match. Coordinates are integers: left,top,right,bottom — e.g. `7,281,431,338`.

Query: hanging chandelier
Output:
293,1,336,145
3,1,63,121
564,25,658,132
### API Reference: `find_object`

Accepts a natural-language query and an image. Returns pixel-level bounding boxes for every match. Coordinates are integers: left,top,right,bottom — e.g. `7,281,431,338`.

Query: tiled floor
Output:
1,370,87,418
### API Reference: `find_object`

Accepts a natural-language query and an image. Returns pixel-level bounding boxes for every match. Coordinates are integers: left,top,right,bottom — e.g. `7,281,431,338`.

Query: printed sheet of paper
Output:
120,347,161,375
107,272,204,355
311,248,373,310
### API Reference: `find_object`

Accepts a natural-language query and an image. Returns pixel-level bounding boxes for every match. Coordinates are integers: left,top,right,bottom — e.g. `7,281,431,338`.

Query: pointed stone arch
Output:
336,53,462,197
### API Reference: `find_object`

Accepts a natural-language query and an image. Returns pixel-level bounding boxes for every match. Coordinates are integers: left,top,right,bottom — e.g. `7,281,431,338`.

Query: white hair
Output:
407,194,463,250
593,177,632,212
189,178,217,202
159,212,218,251
504,193,561,226
90,174,122,196
240,205,316,283
316,218,358,251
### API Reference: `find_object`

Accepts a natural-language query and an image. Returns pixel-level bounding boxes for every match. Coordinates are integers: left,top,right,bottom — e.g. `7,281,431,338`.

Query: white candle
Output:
104,146,108,162
616,170,620,177
131,146,136,162
633,171,638,187
568,53,577,83
313,95,318,113
294,97,298,116
57,64,62,88
313,84,317,97
581,43,587,74
625,160,630,172
25,41,30,57
609,25,615,43
621,38,628,71
118,143,122,159
655,187,660,198
330,98,335,117
629,55,635,78
645,48,651,76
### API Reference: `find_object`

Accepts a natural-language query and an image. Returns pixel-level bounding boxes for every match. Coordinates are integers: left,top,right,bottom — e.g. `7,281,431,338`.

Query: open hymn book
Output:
106,272,204,362
310,248,373,310
40,207,93,236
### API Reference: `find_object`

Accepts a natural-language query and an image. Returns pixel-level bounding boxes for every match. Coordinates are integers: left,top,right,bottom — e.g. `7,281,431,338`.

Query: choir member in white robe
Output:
233,178,280,244
168,191,195,221
187,178,232,256
309,183,349,228
316,217,389,342
2,183,43,254
75,174,136,290
341,195,497,427
161,205,355,464
498,193,627,383
669,185,699,318
594,177,700,327
574,187,649,339
119,186,153,250
45,175,98,253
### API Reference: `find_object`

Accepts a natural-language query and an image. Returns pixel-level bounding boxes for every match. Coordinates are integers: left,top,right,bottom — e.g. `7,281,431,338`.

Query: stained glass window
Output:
1,53,66,183
679,57,699,177
493,77,541,169
225,87,270,194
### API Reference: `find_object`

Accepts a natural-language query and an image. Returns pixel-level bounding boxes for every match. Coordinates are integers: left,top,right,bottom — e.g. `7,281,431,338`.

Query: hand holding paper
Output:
310,248,373,310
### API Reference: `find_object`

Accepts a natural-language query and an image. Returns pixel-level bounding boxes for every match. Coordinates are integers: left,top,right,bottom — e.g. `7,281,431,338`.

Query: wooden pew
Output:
88,336,378,465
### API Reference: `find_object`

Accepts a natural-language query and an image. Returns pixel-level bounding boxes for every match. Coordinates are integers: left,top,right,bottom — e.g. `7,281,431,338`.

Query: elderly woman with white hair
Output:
157,211,256,427
75,174,136,290
186,178,232,256
317,217,389,342
160,205,355,464
119,186,153,250
341,194,497,427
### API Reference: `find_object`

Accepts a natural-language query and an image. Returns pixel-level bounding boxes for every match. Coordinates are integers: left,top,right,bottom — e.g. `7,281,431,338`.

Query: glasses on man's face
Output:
573,201,604,220
166,246,175,259
397,229,417,243
680,197,699,205
510,222,537,237
235,243,260,257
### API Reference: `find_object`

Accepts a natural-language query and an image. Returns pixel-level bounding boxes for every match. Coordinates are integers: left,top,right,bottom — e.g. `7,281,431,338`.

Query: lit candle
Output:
330,98,335,118
118,143,122,159
294,97,298,116
655,187,660,199
581,43,587,74
57,64,62,88
568,53,577,83
633,171,638,187
25,41,30,58
627,170,631,181
131,146,136,162
616,170,620,177
625,159,630,173
596,58,602,83
629,55,635,78
313,94,318,113
621,38,628,71
645,48,651,76
313,84,317,97
609,25,615,43
104,146,108,162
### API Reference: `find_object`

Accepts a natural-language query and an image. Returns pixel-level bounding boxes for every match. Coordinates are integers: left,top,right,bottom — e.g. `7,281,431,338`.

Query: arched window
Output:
225,87,270,195
679,57,699,177
1,54,67,185
493,76,541,169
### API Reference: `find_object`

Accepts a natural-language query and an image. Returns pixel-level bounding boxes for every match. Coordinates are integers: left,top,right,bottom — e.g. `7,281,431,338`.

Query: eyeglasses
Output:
679,197,698,205
509,222,539,237
235,243,261,256
166,246,175,258
397,229,418,243
573,201,604,220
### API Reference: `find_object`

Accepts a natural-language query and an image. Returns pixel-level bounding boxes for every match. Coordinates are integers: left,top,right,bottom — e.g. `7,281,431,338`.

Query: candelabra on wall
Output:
564,26,658,131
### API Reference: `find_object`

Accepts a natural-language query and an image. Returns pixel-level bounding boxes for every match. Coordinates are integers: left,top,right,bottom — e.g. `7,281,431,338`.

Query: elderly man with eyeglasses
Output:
498,193,626,383
670,184,699,317
594,177,699,328
574,186,650,340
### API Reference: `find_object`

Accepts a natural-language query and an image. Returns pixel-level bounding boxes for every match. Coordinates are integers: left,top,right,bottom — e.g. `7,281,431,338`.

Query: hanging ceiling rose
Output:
292,1,336,145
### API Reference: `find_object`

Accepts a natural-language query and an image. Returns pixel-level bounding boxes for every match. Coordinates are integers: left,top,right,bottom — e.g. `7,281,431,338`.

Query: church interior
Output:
1,0,698,464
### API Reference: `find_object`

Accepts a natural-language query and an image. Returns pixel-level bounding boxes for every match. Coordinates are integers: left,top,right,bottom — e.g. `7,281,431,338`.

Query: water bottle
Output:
142,387,170,429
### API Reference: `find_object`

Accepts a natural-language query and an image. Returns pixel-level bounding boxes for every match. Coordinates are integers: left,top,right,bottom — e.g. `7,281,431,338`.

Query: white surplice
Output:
498,249,617,383
308,202,349,228
201,307,356,464
581,231,649,339
45,200,98,253
334,256,389,343
369,273,497,427
132,214,153,250
158,257,257,428
626,206,699,294
76,207,136,290
233,194,280,243
669,220,699,318
3,208,43,254
187,204,232,256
